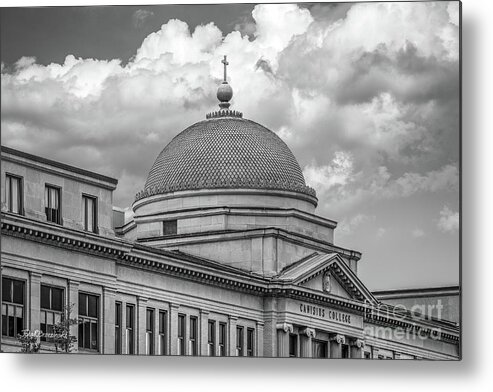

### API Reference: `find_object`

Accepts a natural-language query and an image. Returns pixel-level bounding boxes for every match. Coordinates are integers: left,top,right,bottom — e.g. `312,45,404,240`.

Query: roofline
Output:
1,145,118,185
373,285,460,299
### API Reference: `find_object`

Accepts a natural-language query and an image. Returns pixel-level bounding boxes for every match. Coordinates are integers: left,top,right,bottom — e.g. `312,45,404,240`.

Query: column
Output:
102,287,116,354
29,272,42,331
262,297,277,357
256,321,264,357
229,315,238,356
67,280,79,353
349,338,365,359
169,303,179,355
276,322,293,357
329,333,345,358
200,310,209,356
137,296,148,355
300,327,316,358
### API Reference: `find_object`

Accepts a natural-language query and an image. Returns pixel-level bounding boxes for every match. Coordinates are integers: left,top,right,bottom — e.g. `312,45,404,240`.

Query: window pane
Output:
11,177,19,213
6,176,11,210
84,321,91,348
91,322,98,350
87,198,94,231
126,305,133,328
2,278,11,302
88,295,98,318
159,311,166,334
78,323,84,348
52,288,63,311
41,285,50,309
12,280,24,304
79,293,86,316
115,303,121,326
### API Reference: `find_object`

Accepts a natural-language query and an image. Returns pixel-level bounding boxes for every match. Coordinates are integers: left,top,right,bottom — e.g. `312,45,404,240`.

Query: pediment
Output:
276,252,378,303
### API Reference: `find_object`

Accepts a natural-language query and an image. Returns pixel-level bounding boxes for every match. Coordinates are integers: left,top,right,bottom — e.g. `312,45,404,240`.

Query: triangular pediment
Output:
276,252,378,303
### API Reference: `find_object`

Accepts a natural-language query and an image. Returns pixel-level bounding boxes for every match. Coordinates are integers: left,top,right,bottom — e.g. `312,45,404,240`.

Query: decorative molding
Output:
350,338,365,349
329,334,346,345
206,109,243,119
301,327,316,339
276,323,294,334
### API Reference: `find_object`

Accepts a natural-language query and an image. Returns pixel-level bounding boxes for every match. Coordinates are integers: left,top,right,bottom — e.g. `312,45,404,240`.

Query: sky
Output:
0,1,460,291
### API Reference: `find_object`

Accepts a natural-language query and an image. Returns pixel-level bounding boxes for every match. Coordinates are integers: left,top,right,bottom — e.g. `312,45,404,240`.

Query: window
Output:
5,174,23,215
208,320,216,356
115,302,122,354
342,343,350,358
247,328,255,357
189,316,198,356
289,334,298,357
2,277,25,338
40,285,64,342
163,220,177,236
125,304,135,354
146,308,154,355
45,185,61,224
312,340,327,358
236,326,244,356
158,310,167,355
78,293,99,350
219,322,227,357
82,195,98,233
364,351,371,359
177,314,185,355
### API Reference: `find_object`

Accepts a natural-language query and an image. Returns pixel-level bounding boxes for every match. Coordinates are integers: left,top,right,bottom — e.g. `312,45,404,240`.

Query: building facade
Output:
1,66,460,358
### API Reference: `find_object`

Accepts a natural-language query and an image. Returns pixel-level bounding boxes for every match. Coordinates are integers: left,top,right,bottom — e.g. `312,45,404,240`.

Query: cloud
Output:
437,206,459,233
1,2,459,213
376,228,386,238
412,228,425,238
337,214,374,237
132,9,154,28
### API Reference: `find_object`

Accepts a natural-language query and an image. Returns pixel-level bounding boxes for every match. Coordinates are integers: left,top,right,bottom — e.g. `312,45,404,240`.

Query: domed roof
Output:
135,55,316,202
136,112,316,201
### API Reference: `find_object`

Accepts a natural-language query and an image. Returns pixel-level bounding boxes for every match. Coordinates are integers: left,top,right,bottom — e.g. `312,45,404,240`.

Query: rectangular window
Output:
312,340,327,358
125,304,135,354
236,326,244,356
207,320,216,356
158,310,167,355
247,328,254,357
1,277,25,338
78,293,99,351
82,195,98,233
289,334,298,357
189,316,198,356
219,322,226,357
177,314,185,355
45,185,61,224
115,302,122,354
5,174,23,215
146,308,154,355
342,344,350,359
40,285,64,342
163,220,177,236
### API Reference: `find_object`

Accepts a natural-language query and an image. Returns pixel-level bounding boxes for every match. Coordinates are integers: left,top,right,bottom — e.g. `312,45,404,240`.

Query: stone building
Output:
0,60,460,358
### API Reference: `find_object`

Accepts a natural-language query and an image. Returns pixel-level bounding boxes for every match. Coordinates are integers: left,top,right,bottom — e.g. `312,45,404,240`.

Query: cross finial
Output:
221,55,229,83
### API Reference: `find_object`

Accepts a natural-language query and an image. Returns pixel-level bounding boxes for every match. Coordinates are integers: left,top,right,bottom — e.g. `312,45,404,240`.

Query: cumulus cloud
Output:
376,228,386,238
338,213,374,237
437,206,459,233
1,2,459,213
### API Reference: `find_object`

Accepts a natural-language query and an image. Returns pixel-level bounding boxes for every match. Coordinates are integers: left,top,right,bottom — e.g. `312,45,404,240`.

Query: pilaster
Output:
349,338,365,359
300,327,316,358
102,287,116,354
256,321,264,357
29,272,42,331
229,315,238,356
276,322,293,358
137,297,148,355
200,310,209,356
169,303,179,355
329,333,346,358
67,280,79,353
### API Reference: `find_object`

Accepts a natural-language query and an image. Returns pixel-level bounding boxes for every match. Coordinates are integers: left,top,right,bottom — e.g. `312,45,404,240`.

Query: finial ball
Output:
217,82,233,102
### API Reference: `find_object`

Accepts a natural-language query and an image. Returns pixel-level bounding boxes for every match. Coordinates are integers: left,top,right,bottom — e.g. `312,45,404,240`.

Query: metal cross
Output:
221,55,229,82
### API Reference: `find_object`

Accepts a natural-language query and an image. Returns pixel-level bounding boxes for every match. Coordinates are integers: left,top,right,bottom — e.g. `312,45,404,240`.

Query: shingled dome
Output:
136,114,316,201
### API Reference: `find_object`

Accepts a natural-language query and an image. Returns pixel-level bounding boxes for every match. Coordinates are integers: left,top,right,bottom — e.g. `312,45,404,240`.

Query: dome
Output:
136,112,316,201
